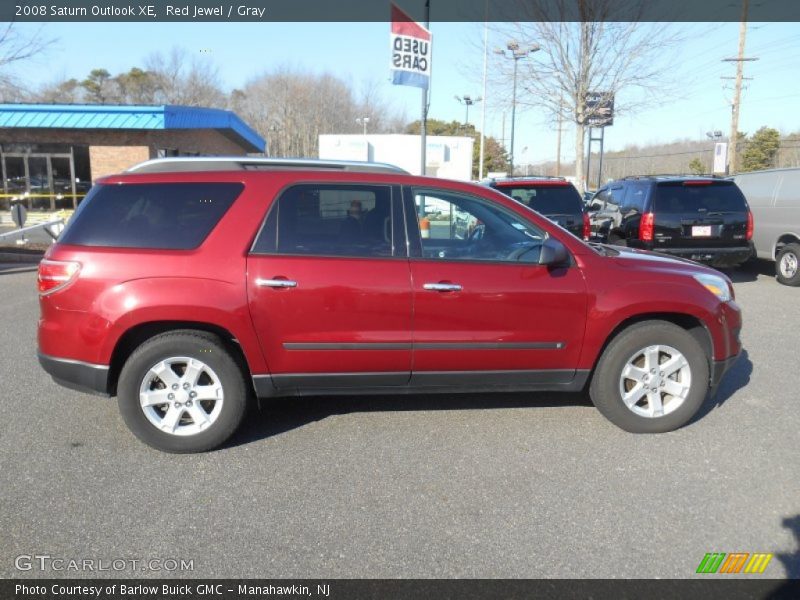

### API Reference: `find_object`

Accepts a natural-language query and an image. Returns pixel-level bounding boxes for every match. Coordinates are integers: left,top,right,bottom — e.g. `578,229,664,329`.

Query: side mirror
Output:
538,237,570,267
588,202,603,212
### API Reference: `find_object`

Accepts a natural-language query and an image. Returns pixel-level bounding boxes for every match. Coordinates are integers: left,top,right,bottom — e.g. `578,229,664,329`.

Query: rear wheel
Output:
776,243,800,286
117,331,248,453
590,321,709,433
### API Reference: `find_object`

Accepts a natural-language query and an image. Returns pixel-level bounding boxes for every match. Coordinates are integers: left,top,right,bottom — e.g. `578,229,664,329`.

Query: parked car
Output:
587,176,754,268
481,177,590,240
734,167,800,286
38,158,742,452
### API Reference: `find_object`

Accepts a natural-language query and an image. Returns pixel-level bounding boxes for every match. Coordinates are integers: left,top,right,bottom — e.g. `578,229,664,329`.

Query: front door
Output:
406,187,588,387
247,183,412,391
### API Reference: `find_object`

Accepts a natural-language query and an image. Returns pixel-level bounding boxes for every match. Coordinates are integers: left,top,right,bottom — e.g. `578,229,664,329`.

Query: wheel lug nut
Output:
189,391,197,398
172,384,179,390
183,383,190,390
186,400,192,407
173,402,180,408
168,393,175,400
660,371,665,377
650,368,656,374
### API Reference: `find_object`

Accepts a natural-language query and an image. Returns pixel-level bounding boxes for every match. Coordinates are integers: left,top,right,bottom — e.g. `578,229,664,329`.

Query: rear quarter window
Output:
59,182,243,249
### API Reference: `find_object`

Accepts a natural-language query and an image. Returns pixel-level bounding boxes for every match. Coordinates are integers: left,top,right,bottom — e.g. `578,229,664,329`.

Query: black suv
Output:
482,177,589,240
587,176,754,268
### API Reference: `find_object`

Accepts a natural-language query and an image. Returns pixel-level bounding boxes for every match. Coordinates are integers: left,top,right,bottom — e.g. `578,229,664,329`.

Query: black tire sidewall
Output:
776,244,800,286
590,321,710,433
117,333,247,453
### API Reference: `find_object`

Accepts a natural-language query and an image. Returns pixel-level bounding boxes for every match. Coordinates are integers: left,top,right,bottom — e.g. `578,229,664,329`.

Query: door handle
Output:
423,282,462,292
255,278,297,288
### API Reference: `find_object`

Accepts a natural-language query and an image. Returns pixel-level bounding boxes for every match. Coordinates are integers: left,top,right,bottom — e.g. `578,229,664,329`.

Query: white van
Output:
735,168,800,286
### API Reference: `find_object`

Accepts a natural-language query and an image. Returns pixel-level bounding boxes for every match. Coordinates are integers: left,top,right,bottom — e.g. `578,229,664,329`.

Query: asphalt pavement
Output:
0,259,797,579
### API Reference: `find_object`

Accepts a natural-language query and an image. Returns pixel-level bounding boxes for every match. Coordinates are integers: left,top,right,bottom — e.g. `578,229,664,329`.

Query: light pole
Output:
454,95,482,131
356,117,370,136
495,41,540,175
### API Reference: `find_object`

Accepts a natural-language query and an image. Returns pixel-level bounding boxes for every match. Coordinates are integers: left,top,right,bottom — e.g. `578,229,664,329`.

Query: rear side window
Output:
59,183,242,249
252,184,395,258
654,182,748,214
496,184,583,215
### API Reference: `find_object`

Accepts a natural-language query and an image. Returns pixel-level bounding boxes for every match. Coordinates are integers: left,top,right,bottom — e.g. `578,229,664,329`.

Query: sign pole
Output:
420,0,430,178
597,126,605,190
585,126,593,188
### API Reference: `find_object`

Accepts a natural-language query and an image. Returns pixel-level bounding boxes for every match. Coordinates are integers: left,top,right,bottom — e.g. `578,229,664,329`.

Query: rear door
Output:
652,180,750,250
246,182,412,392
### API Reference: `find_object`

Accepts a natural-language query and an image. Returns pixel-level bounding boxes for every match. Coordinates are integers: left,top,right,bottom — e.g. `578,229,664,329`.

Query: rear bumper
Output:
655,244,754,267
37,352,110,396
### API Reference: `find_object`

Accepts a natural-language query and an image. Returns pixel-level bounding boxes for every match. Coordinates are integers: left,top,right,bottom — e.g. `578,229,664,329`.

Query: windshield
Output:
495,185,584,215
654,182,748,214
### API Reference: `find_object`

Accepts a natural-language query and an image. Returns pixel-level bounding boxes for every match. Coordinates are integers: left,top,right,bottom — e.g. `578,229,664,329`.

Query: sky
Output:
9,20,800,166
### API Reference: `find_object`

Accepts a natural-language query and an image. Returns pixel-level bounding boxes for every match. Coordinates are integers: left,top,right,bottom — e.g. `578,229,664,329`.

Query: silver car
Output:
735,168,800,286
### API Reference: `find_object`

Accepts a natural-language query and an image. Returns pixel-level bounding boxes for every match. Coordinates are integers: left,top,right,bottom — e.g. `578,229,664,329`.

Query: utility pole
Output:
724,0,757,175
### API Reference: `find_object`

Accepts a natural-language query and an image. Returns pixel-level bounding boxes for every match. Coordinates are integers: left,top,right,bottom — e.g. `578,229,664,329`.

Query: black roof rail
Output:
620,173,726,180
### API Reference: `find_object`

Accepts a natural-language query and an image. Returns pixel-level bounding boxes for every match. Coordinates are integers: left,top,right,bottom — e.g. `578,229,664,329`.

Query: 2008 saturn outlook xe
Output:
37,158,743,452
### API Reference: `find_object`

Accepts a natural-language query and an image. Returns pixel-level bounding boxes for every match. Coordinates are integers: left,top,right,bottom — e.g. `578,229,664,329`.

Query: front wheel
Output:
117,331,248,453
590,321,709,433
776,243,800,286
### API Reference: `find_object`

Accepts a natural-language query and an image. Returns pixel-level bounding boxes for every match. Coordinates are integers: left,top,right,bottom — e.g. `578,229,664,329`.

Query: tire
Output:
117,330,248,453
776,243,800,286
589,320,709,433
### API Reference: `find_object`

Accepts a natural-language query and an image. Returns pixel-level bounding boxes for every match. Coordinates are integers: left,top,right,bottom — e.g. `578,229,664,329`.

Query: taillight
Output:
582,212,591,240
38,260,81,296
746,211,754,241
639,212,655,242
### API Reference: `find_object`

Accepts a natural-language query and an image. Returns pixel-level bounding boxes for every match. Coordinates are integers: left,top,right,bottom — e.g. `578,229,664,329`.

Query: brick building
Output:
0,104,265,213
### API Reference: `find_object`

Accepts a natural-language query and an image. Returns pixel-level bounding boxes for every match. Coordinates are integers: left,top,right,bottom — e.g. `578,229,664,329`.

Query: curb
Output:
0,251,44,264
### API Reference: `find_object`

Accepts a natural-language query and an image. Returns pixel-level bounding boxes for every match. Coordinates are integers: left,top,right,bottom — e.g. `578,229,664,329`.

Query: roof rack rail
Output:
126,157,409,175
621,173,726,180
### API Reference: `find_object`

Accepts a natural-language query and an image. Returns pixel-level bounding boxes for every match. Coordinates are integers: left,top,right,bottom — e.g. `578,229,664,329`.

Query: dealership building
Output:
0,103,265,213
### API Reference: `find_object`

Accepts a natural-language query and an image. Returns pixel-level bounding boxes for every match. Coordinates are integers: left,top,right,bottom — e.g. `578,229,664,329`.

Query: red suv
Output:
37,158,743,452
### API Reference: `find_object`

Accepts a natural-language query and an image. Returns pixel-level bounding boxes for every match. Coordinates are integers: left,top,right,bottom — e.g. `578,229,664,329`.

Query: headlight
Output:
693,273,732,302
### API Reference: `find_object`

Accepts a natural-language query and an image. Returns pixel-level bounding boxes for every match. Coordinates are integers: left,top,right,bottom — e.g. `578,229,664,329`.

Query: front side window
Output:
413,189,546,263
253,184,394,258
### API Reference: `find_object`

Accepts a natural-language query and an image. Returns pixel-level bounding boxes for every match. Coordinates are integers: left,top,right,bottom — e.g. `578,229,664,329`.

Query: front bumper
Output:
38,352,110,396
710,353,740,389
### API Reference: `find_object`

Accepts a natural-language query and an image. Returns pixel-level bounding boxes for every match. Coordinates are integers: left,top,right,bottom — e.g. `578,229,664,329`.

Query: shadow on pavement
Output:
231,349,754,446
693,348,753,423
229,390,593,447
724,258,774,284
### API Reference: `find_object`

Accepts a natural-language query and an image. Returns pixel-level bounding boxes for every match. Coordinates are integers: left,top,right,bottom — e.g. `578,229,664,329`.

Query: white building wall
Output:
319,134,474,181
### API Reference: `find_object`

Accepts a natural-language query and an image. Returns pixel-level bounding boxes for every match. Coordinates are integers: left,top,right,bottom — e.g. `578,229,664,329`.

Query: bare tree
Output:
493,2,682,191
0,23,53,100
145,47,227,107
231,66,407,158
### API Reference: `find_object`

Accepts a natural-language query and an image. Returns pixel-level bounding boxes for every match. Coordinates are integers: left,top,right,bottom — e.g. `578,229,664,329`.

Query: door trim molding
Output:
283,341,565,351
